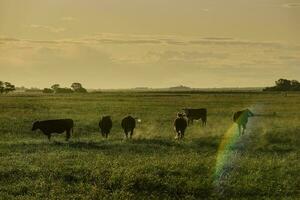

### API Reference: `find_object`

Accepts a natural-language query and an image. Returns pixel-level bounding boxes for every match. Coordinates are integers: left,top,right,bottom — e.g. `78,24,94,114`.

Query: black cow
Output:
183,108,207,126
99,116,113,138
233,109,254,135
174,113,188,139
121,116,136,139
32,119,74,141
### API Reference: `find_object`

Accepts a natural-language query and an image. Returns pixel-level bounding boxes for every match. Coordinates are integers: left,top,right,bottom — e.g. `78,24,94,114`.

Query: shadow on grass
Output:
1,136,220,155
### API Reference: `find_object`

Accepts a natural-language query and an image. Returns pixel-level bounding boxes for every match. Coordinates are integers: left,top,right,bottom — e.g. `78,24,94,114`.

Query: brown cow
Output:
174,113,188,139
233,109,254,135
32,119,74,141
183,108,207,126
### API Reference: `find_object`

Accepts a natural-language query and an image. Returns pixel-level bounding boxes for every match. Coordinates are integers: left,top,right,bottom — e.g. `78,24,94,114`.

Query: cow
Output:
233,109,254,135
32,119,74,141
99,116,113,138
183,108,207,126
121,116,136,139
174,113,188,139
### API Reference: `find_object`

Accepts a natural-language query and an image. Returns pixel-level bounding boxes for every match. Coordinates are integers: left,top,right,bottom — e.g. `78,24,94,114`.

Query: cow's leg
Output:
105,132,108,138
242,124,246,135
66,130,71,141
181,130,185,139
130,129,134,139
238,125,241,136
174,130,179,139
201,119,205,127
47,134,51,141
177,131,181,139
124,130,128,139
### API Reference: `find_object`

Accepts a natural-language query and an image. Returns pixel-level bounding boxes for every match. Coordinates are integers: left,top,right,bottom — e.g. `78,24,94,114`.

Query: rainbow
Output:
213,104,262,184
214,123,239,182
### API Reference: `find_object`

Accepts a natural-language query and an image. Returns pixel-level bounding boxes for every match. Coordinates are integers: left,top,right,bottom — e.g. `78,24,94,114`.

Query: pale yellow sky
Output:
0,0,300,88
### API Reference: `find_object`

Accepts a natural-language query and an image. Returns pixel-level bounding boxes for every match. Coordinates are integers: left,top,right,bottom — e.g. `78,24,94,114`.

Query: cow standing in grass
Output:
32,119,74,141
233,109,254,135
99,116,113,138
174,113,188,139
121,116,136,139
183,108,207,126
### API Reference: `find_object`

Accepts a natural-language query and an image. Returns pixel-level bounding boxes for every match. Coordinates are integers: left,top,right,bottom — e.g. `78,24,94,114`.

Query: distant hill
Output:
168,85,192,90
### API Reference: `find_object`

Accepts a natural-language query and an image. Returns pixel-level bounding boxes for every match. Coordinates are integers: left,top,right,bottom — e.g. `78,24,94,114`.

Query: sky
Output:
0,0,300,89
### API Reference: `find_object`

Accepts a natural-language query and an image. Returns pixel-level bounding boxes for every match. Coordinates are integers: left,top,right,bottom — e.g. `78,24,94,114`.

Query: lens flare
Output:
214,123,239,181
213,104,262,185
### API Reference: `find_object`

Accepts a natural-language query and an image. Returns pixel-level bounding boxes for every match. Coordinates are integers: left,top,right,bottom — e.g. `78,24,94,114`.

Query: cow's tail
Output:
134,117,142,123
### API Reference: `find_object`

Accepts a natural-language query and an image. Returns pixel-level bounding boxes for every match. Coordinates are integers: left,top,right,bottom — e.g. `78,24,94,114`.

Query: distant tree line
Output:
0,81,16,94
43,83,88,94
263,79,300,91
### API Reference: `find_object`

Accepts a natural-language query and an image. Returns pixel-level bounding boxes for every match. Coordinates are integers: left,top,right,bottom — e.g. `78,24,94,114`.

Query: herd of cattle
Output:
31,108,254,141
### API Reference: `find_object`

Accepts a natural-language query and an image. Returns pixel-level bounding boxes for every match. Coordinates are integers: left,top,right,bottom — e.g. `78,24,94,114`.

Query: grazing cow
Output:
233,109,254,135
174,113,188,139
32,119,73,141
99,116,113,138
183,108,207,126
121,116,136,139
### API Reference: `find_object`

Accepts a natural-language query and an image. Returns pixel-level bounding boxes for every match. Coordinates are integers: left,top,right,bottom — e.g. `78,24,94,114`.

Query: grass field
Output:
0,92,299,199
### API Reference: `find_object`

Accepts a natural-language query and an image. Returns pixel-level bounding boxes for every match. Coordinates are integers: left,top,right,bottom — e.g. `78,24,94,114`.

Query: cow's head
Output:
177,112,184,118
182,108,189,114
246,109,254,117
32,121,40,131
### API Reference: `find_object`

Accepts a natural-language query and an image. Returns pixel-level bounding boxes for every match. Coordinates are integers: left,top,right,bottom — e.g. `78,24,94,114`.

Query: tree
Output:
275,79,291,90
71,82,87,93
51,84,60,93
264,78,300,91
0,81,4,94
56,87,74,93
43,88,54,93
3,82,15,93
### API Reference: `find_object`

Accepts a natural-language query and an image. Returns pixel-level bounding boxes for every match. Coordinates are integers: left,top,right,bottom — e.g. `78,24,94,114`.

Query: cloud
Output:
188,39,283,48
0,37,20,42
29,24,66,33
201,37,234,40
25,39,86,45
90,38,162,44
283,3,300,8
61,17,75,21
1,33,300,88
82,34,286,48
201,8,209,12
1,33,289,49
146,50,227,63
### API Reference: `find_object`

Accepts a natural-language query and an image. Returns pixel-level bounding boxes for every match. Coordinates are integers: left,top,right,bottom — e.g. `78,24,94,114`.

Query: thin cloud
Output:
283,3,300,8
91,38,162,44
0,34,294,50
188,39,283,48
61,17,75,21
0,37,20,42
25,39,85,45
29,24,66,33
201,9,209,12
201,37,234,40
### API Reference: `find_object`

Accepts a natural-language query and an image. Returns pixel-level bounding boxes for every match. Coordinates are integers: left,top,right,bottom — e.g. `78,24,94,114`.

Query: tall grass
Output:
0,92,299,199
